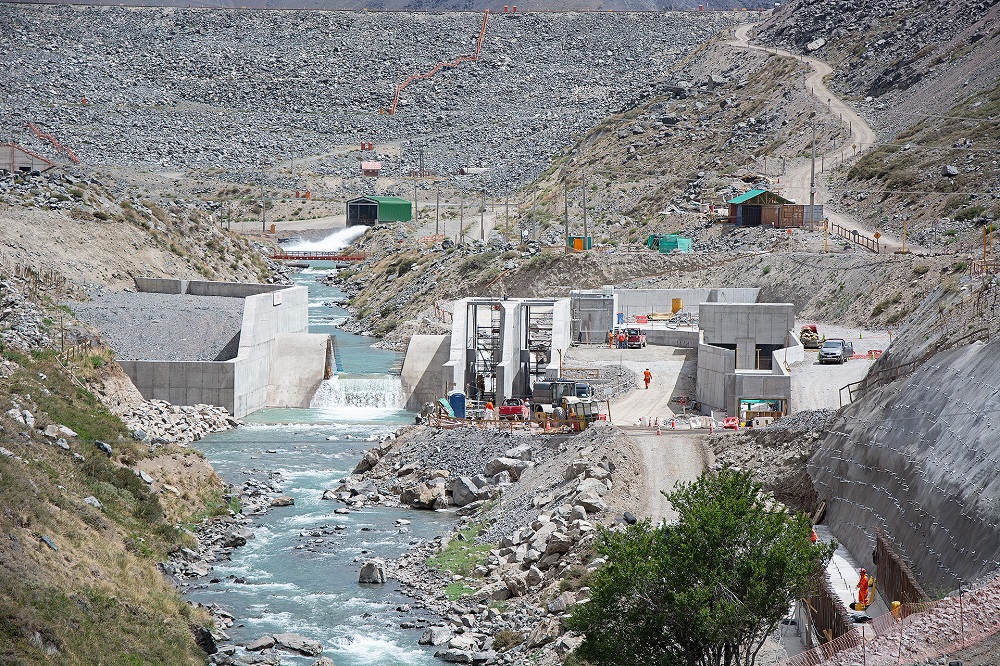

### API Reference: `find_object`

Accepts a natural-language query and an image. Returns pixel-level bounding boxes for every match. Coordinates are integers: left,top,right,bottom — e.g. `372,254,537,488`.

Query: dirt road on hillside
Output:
622,427,712,523
729,25,924,255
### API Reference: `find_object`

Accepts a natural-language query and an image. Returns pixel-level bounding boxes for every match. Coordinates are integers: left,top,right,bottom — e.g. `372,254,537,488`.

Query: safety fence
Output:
806,574,855,644
829,222,880,254
781,576,1000,666
971,260,999,276
426,414,600,434
839,327,990,406
875,529,929,606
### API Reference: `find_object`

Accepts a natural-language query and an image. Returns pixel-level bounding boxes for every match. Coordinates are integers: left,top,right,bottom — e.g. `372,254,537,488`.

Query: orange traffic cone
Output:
671,417,676,429
656,425,662,436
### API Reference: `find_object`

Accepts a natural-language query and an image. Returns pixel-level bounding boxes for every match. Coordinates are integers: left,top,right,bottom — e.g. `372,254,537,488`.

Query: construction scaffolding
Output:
465,301,501,403
520,302,553,397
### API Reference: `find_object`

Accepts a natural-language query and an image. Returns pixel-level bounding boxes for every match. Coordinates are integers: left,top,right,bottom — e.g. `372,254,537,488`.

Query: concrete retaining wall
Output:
401,335,451,410
700,303,795,346
134,277,281,298
696,341,735,412
267,333,331,408
645,328,701,348
120,283,324,418
811,340,1000,593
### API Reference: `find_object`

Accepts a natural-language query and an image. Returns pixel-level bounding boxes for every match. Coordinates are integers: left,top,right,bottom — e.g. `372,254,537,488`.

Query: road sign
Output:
873,232,881,239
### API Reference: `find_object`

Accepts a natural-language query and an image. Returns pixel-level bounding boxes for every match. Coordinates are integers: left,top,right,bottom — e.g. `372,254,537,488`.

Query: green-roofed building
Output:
726,189,794,226
346,196,413,226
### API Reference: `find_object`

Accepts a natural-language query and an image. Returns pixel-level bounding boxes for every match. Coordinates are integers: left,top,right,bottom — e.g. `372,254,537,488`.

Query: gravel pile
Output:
70,292,245,361
1,6,754,192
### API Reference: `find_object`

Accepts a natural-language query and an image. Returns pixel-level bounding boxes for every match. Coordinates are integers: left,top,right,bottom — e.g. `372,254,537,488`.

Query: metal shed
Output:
346,196,412,226
727,189,793,227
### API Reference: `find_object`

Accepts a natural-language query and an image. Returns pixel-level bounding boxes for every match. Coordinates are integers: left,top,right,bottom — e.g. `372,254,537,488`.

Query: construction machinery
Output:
531,379,600,428
800,324,821,349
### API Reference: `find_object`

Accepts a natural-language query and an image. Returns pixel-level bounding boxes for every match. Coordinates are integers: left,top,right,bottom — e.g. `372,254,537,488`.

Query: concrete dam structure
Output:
114,278,333,418
401,287,803,417
812,338,1000,594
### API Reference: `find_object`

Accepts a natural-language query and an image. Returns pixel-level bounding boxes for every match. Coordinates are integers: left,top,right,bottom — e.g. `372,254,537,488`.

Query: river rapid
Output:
185,229,454,665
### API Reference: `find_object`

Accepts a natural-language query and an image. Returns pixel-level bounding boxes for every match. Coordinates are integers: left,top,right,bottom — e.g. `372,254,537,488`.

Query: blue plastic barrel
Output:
448,391,467,419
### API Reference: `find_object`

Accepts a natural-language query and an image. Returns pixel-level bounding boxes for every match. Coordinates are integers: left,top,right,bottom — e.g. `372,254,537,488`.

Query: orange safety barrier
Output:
387,10,490,115
781,577,1000,666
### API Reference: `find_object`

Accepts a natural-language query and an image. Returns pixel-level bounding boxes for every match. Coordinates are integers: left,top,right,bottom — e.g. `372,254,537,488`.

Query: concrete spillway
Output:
811,338,1000,594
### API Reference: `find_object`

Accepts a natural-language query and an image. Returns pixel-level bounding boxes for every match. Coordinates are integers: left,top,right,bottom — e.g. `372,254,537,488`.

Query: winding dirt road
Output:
729,25,922,254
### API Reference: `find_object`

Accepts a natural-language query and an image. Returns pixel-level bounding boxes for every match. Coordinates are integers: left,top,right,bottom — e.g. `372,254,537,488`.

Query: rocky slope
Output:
0,275,232,663
758,0,1000,252
322,422,645,665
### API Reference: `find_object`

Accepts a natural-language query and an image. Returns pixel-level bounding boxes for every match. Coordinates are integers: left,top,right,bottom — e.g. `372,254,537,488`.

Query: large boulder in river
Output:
359,559,386,584
353,447,381,474
273,632,323,656
400,482,444,509
484,457,530,481
418,626,452,646
449,476,480,507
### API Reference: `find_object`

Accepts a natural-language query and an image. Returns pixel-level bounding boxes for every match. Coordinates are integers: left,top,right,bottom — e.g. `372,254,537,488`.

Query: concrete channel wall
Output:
401,335,451,410
120,279,329,417
811,339,1000,594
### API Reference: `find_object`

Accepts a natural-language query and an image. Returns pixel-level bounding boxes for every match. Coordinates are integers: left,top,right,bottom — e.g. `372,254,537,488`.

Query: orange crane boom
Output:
387,10,490,116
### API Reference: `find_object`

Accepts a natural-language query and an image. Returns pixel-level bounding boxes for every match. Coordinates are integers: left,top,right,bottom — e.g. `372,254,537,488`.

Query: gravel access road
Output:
567,343,711,523
791,321,887,412
71,292,245,361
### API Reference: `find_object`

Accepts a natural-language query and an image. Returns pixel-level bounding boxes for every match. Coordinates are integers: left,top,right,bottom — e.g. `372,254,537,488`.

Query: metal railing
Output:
830,222,880,254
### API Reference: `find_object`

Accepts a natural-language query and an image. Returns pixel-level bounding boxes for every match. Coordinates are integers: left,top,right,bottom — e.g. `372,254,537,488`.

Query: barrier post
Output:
959,586,965,647
897,609,904,665
862,624,866,666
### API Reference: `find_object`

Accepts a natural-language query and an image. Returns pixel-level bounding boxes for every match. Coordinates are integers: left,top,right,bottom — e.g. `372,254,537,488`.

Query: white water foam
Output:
285,225,367,252
331,632,433,665
309,375,404,421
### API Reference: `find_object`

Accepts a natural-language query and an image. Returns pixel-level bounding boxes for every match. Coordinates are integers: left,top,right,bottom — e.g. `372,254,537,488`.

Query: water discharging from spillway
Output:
309,374,405,419
184,265,451,666
284,224,367,252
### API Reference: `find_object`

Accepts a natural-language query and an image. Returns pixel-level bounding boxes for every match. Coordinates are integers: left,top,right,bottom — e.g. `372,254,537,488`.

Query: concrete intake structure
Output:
117,278,333,418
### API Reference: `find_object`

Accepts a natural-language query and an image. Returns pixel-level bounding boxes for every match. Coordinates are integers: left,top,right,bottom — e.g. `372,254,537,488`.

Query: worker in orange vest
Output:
810,528,818,544
643,368,652,389
857,568,870,607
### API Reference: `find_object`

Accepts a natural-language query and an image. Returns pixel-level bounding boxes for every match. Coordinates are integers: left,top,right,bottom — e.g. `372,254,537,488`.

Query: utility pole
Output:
563,179,569,252
435,188,440,236
480,189,485,241
582,170,588,248
902,216,907,253
260,161,266,234
413,181,418,226
460,199,465,244
809,122,817,231
505,194,510,236
532,190,537,240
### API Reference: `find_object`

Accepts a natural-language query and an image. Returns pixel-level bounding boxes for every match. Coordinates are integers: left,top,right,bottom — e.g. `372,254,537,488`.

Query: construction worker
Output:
618,330,626,349
608,329,614,349
810,528,818,544
643,368,652,389
856,568,870,608
484,400,496,421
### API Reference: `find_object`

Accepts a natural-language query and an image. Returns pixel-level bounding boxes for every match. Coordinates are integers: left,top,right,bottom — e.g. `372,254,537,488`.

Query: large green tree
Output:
570,468,834,666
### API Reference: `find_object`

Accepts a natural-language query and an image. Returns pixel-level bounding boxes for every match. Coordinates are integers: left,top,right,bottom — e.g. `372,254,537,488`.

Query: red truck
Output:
498,398,530,420
626,327,646,349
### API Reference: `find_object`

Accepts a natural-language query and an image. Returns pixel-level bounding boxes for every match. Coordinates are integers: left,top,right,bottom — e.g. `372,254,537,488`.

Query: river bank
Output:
330,422,647,664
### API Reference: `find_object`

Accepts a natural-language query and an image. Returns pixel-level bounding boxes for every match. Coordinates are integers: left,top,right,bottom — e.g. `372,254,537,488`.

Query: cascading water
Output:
310,375,405,412
184,260,452,665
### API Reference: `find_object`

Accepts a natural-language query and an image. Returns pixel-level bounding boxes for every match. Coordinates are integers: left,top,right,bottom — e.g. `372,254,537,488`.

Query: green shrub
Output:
913,265,930,275
493,629,524,652
955,205,986,222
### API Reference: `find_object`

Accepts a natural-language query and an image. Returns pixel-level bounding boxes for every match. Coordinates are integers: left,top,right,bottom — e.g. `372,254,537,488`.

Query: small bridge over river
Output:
270,251,367,261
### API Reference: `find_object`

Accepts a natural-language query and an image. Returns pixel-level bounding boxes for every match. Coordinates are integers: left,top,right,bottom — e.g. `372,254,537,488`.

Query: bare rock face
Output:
449,476,480,507
526,617,564,648
358,559,386,585
484,457,530,481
